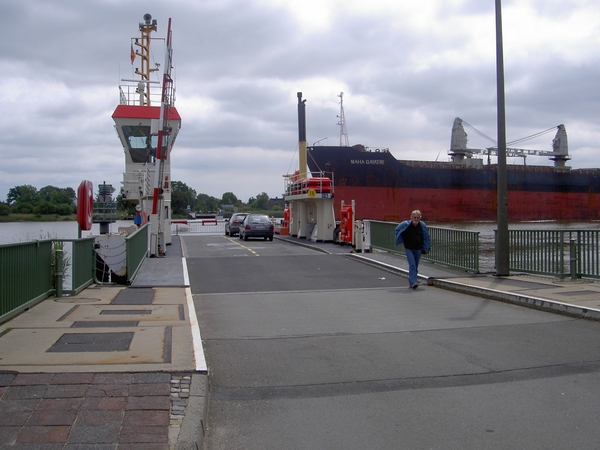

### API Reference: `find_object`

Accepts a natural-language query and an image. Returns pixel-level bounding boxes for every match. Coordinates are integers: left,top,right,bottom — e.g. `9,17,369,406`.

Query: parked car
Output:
239,214,274,241
225,213,248,236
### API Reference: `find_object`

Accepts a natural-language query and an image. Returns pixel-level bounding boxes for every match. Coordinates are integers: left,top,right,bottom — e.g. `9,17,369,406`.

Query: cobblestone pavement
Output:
0,371,195,449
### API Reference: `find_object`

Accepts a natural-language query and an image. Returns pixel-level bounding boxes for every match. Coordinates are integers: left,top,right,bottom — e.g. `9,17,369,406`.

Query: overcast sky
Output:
1,0,599,204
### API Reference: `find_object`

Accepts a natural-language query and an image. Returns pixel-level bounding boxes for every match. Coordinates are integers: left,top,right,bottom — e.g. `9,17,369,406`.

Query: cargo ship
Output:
305,115,600,222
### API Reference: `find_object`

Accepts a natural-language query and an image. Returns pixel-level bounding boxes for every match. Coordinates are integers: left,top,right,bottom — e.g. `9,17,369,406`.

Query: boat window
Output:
121,125,169,163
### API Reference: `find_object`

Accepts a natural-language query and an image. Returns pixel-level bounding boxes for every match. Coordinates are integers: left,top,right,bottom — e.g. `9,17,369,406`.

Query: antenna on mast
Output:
337,92,349,147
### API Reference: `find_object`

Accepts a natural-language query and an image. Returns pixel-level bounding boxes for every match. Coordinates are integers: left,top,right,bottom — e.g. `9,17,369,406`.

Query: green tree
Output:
55,203,74,216
34,201,57,215
221,192,240,207
171,190,188,215
39,186,73,204
0,202,10,216
11,203,34,214
7,185,39,206
247,192,269,210
196,193,220,213
171,181,197,215
254,192,269,210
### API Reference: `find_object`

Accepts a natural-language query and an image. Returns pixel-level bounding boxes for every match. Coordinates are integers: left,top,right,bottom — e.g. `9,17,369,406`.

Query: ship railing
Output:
93,201,117,223
365,220,480,273
507,229,600,279
118,84,164,106
284,171,334,196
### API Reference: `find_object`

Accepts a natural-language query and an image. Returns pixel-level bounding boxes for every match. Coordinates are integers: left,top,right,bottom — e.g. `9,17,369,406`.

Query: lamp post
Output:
495,0,509,276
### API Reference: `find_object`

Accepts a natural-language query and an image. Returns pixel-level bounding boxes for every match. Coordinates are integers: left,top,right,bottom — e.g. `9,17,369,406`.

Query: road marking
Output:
223,236,260,256
182,258,207,372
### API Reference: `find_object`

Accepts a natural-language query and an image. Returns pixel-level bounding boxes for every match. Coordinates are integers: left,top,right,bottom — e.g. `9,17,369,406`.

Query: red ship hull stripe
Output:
333,186,600,222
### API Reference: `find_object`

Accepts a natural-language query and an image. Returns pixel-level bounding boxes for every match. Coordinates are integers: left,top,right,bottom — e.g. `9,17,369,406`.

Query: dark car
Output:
225,213,248,236
239,214,274,241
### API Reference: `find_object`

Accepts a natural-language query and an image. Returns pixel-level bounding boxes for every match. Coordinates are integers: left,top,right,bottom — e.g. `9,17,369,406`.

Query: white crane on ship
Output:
449,117,571,168
337,92,350,147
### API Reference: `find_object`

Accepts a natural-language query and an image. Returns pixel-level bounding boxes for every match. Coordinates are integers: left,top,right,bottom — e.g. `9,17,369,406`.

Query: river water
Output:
0,220,135,245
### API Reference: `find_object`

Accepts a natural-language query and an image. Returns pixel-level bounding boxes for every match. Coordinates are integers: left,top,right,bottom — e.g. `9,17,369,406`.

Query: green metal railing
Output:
429,226,480,273
0,240,53,323
1,225,149,324
61,238,96,295
126,224,149,284
575,230,600,279
508,230,600,279
367,220,480,273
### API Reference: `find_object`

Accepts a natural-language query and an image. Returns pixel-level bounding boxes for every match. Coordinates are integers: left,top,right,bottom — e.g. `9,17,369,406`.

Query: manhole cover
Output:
111,288,155,305
47,332,134,353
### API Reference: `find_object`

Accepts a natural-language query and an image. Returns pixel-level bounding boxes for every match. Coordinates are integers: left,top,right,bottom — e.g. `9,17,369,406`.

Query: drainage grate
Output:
100,310,152,315
47,332,134,353
111,288,155,305
71,321,139,328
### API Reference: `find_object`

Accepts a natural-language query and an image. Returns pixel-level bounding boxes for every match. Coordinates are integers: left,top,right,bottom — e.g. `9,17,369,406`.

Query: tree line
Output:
1,185,77,216
2,182,281,217
166,181,276,215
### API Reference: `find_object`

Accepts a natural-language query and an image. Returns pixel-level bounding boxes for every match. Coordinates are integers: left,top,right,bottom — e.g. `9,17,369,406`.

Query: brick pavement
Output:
0,372,188,449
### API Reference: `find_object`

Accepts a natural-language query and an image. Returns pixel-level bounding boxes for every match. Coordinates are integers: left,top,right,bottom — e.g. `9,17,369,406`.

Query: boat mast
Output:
133,14,159,106
337,92,349,147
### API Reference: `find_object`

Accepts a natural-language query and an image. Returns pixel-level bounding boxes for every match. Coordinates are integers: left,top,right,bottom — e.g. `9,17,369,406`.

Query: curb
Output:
347,253,600,321
176,373,209,450
430,278,600,321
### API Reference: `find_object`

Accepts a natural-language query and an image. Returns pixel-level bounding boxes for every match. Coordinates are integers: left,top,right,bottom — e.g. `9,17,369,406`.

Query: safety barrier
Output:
126,224,149,284
172,220,226,235
0,237,96,325
284,171,334,196
0,240,53,324
366,220,600,278
0,226,151,324
61,238,96,295
366,220,480,273
508,229,600,279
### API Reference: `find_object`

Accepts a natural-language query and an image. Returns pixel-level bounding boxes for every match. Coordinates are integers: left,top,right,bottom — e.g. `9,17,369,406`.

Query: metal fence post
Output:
55,248,63,298
570,238,577,280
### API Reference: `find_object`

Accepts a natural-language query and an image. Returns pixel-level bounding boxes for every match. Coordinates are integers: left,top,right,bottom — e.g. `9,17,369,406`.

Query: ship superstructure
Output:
112,14,181,256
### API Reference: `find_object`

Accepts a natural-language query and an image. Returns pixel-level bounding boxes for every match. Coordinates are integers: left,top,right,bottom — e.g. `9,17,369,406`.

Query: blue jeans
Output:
405,248,422,286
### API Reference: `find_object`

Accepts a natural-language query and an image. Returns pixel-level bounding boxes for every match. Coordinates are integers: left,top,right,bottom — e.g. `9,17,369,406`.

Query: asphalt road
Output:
183,235,600,450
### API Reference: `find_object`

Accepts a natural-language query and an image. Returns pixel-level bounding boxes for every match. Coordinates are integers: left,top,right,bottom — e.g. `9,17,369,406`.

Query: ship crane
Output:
337,92,350,147
449,117,571,168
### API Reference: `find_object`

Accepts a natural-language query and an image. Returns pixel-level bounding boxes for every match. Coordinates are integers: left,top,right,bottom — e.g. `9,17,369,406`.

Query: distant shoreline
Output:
0,214,77,223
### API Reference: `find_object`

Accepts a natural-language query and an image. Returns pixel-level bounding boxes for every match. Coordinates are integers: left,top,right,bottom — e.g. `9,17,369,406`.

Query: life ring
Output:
77,180,94,231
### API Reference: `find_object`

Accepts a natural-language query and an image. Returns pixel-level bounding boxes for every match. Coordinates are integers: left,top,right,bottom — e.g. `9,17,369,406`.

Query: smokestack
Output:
297,92,307,179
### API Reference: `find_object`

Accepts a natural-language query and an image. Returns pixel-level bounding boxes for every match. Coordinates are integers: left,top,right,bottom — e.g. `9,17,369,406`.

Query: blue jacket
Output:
395,220,431,252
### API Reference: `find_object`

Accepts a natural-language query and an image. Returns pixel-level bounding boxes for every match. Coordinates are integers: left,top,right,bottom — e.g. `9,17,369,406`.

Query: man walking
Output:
394,210,431,289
